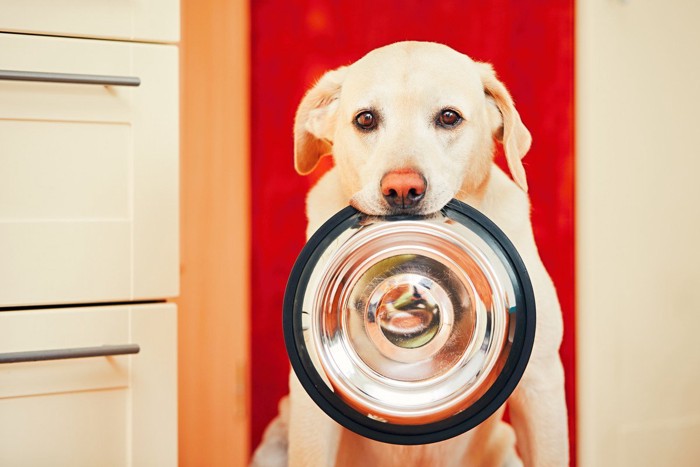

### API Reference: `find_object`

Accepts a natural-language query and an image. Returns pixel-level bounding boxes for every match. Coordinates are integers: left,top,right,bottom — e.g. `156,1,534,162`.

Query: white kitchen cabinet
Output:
0,303,177,467
0,33,179,307
0,0,179,43
0,2,180,463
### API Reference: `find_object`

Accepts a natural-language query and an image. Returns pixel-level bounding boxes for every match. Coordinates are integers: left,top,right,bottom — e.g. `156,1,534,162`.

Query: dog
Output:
252,41,569,467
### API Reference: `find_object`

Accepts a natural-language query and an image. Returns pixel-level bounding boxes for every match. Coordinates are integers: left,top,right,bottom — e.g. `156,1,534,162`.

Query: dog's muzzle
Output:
283,199,536,445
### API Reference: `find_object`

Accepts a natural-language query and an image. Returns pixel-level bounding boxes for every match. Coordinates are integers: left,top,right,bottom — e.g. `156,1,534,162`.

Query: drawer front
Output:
0,390,129,467
0,0,179,43
0,33,179,307
0,303,177,466
0,307,131,398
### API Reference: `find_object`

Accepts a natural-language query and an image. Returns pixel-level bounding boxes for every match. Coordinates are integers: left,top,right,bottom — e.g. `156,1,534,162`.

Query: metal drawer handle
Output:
0,69,140,87
0,344,140,364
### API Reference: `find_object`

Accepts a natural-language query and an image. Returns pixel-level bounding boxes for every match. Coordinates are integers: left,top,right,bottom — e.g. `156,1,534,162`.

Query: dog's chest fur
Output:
333,411,518,467
335,433,470,467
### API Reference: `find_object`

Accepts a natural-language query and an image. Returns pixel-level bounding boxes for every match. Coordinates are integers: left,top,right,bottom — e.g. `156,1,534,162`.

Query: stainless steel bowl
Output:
284,199,535,444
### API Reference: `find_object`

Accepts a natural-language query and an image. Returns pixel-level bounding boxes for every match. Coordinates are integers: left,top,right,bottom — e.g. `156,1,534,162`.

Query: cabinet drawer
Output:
0,0,179,43
0,33,178,307
0,303,177,466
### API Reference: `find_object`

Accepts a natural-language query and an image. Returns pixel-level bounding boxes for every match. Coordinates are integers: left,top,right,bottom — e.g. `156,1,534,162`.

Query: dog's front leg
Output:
507,253,569,466
288,372,342,466
508,355,569,467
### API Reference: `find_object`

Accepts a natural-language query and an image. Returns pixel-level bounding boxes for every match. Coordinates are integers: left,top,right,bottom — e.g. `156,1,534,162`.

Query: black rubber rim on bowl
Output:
282,199,536,445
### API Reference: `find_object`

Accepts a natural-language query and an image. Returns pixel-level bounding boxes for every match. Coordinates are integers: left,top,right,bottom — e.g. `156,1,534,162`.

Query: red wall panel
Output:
251,0,575,461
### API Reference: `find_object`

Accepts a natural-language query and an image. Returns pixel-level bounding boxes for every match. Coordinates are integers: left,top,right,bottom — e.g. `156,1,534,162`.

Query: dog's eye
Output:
437,109,462,128
355,111,377,131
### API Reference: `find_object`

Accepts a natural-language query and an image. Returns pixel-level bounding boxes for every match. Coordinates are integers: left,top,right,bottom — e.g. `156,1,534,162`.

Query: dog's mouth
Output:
349,195,448,217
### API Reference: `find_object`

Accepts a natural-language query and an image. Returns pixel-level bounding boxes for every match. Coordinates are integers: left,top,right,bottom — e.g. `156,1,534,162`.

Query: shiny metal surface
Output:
301,212,517,425
370,273,445,350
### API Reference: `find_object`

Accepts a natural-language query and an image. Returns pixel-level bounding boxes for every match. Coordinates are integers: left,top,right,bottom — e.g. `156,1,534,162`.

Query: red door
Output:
250,1,575,462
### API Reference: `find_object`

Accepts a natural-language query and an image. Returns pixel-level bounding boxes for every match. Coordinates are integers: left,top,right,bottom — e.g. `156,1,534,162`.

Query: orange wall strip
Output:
177,0,250,465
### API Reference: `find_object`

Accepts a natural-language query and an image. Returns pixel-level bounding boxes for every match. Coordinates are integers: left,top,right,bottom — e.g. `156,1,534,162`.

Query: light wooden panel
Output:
177,0,250,465
577,1,700,465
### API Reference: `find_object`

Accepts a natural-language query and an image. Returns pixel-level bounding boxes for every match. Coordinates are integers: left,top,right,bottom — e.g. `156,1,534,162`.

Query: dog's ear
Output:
294,66,348,175
476,62,532,192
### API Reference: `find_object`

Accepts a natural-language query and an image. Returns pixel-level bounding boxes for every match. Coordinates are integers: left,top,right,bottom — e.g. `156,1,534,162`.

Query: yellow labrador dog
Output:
252,41,568,467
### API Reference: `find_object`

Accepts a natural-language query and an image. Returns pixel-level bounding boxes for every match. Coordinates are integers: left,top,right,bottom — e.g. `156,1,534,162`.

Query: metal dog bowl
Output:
283,199,535,445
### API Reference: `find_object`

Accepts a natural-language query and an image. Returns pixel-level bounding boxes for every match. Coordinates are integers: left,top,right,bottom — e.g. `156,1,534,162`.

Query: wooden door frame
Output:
178,0,250,465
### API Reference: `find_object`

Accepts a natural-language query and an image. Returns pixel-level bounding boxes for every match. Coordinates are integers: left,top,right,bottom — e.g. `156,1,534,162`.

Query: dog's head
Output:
294,41,531,215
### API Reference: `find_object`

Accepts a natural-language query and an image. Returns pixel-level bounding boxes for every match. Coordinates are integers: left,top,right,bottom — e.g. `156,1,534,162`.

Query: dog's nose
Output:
381,169,427,209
